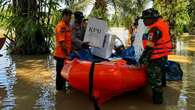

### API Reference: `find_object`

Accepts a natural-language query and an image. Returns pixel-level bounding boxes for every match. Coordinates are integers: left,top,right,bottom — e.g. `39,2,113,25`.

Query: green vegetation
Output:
0,0,89,54
188,0,195,33
108,0,146,28
0,0,194,54
89,0,146,28
0,0,60,54
154,0,190,35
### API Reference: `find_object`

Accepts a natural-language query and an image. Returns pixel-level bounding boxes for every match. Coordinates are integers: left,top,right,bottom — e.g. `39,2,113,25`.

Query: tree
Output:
90,0,146,28
0,0,89,55
188,0,195,30
90,0,108,20
153,0,190,35
112,0,146,28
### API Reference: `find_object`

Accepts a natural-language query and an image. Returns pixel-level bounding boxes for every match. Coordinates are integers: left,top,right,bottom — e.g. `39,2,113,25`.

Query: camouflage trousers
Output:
147,56,167,88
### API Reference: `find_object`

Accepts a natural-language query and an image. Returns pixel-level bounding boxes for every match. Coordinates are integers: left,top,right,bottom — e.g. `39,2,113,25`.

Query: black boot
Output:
152,88,163,104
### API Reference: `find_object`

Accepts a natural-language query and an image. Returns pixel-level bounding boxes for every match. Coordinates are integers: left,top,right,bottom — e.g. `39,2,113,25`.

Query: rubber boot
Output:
152,87,163,104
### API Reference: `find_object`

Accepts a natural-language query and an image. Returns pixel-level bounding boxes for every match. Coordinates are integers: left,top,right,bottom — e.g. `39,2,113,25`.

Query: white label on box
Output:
83,18,108,48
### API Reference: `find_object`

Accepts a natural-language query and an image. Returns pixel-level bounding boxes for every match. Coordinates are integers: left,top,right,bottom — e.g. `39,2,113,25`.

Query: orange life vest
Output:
54,20,72,58
143,18,172,59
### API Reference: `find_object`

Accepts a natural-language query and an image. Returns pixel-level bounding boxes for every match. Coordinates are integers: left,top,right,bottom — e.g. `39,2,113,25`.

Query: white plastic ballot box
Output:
90,34,116,59
83,18,108,48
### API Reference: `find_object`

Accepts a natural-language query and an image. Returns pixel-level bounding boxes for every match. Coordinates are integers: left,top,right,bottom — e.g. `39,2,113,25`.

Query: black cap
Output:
74,11,84,21
62,8,72,16
141,8,160,19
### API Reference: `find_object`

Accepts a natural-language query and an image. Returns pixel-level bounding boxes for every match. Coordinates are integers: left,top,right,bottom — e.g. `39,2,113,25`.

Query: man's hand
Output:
146,41,154,47
82,42,90,49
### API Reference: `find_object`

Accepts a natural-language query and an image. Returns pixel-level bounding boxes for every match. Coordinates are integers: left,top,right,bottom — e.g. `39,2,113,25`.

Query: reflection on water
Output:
0,46,16,109
11,55,56,110
33,86,55,110
168,55,192,64
174,36,195,110
0,36,195,110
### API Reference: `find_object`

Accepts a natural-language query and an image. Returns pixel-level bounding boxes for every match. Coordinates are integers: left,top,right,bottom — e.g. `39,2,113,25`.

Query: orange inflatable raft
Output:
61,59,147,104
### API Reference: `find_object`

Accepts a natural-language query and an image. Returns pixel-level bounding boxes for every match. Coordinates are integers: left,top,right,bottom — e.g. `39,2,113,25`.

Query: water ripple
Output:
0,48,16,110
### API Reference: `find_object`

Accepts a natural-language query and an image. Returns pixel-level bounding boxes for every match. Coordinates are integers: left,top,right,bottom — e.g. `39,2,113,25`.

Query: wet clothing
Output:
54,20,72,90
147,56,167,88
140,18,172,89
54,20,72,58
71,21,86,50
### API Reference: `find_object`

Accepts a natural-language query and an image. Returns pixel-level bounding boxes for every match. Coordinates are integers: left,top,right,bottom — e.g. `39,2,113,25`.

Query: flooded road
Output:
0,35,195,110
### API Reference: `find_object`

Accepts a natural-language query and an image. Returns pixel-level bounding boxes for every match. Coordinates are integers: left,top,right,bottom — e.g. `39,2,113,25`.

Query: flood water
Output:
0,35,195,110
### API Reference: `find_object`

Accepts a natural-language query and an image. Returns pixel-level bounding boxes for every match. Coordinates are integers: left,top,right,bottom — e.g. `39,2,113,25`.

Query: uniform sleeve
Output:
148,27,162,43
55,24,66,42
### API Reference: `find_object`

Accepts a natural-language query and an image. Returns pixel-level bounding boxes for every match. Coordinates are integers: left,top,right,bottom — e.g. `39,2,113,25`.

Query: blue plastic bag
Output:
70,49,94,61
70,49,105,62
165,61,183,81
121,46,137,65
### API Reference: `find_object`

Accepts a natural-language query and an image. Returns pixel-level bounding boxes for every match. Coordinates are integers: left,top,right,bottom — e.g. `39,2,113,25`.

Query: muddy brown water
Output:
0,36,195,110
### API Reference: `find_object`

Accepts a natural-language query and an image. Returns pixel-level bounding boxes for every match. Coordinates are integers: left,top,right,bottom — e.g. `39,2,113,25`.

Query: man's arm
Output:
72,32,84,49
56,23,68,57
72,30,89,49
139,27,162,64
146,27,162,48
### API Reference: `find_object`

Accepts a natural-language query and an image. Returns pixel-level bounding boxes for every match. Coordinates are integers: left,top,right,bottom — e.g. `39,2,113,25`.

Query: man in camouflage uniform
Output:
140,8,172,104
